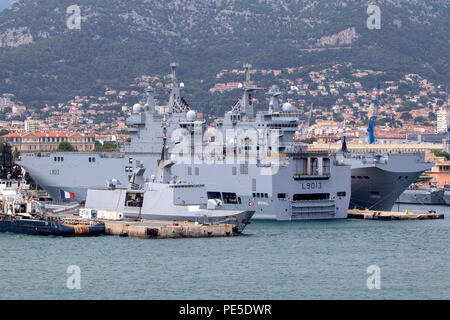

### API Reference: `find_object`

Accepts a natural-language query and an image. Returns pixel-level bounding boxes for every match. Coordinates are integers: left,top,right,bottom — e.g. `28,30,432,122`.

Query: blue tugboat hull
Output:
0,218,105,237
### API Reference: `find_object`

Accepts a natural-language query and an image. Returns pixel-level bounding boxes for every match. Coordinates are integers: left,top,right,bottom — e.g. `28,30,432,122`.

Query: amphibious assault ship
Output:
17,63,351,220
16,63,431,215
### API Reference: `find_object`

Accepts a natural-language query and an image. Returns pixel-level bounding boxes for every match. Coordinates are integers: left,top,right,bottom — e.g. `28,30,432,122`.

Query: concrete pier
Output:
103,219,237,238
348,209,444,221
50,212,242,238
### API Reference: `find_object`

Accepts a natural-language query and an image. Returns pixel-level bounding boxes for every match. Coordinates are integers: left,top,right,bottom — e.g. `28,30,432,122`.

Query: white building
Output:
24,119,41,132
436,107,450,133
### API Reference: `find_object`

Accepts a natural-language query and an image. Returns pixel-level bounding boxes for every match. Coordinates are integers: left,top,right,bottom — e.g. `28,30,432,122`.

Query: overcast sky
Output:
0,0,13,12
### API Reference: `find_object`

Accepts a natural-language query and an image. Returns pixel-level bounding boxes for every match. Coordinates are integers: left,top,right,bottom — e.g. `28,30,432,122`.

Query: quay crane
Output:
366,83,381,144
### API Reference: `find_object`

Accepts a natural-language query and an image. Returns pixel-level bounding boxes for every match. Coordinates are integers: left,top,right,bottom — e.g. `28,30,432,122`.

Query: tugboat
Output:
0,171,105,237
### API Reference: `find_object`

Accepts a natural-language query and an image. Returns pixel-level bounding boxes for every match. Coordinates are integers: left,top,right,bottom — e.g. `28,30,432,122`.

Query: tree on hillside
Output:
57,141,75,152
0,141,14,179
428,112,437,121
400,112,413,121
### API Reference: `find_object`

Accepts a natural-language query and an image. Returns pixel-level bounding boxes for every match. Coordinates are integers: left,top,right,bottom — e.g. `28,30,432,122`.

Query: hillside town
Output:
0,64,448,150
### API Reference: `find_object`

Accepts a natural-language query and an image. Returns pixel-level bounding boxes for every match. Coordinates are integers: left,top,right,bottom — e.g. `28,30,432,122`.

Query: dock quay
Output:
348,209,444,221
50,213,240,238
103,219,238,239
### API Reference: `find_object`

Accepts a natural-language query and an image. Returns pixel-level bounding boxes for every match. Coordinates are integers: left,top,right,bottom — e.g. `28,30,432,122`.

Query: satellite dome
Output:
282,102,293,112
133,103,143,113
186,110,197,121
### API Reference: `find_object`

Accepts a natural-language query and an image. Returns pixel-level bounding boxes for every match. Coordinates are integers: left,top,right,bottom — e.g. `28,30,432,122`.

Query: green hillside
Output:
0,0,448,114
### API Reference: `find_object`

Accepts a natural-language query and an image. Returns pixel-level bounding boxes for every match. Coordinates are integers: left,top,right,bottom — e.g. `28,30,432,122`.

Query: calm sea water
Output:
1,204,449,300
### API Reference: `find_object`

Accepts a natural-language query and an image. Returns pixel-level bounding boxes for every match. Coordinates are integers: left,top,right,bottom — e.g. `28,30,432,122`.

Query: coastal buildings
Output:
0,132,95,152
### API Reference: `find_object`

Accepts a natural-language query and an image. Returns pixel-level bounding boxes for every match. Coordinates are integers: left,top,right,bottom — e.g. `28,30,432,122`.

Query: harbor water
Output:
1,204,449,300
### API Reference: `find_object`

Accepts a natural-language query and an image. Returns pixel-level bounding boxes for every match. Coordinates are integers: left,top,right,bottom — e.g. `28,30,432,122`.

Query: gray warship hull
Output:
84,183,254,233
397,189,445,205
444,191,450,205
20,150,351,220
18,150,430,213
338,153,432,211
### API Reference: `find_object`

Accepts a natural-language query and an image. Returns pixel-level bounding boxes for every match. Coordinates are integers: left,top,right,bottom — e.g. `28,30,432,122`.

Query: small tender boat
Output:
0,178,105,237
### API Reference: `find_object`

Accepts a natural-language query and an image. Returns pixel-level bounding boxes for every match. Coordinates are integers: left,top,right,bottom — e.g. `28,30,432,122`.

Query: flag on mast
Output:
59,189,75,199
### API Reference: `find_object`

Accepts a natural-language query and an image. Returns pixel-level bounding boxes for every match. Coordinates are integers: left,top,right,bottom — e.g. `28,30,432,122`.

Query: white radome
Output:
133,103,143,113
282,102,293,112
186,110,197,121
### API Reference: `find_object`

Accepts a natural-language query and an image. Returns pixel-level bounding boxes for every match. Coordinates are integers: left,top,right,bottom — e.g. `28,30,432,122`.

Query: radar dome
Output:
186,110,197,121
133,103,144,113
282,102,293,112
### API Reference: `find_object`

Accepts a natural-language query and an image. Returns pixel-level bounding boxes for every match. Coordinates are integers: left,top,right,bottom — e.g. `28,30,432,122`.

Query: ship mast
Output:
145,86,155,113
231,63,260,120
268,85,282,113
167,62,190,114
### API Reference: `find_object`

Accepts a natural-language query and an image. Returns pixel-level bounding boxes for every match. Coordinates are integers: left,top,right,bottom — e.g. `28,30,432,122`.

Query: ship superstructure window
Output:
293,193,330,201
207,192,222,200
222,192,238,204
125,192,143,207
88,157,96,163
253,193,269,198
188,167,192,176
337,192,346,197
277,193,287,199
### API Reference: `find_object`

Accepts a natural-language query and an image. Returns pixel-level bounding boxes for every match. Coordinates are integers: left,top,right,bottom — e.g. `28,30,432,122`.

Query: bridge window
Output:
222,192,238,204
207,192,221,200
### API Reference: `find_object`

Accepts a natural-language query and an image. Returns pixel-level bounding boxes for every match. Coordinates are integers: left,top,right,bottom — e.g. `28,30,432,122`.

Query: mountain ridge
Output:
0,0,448,113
